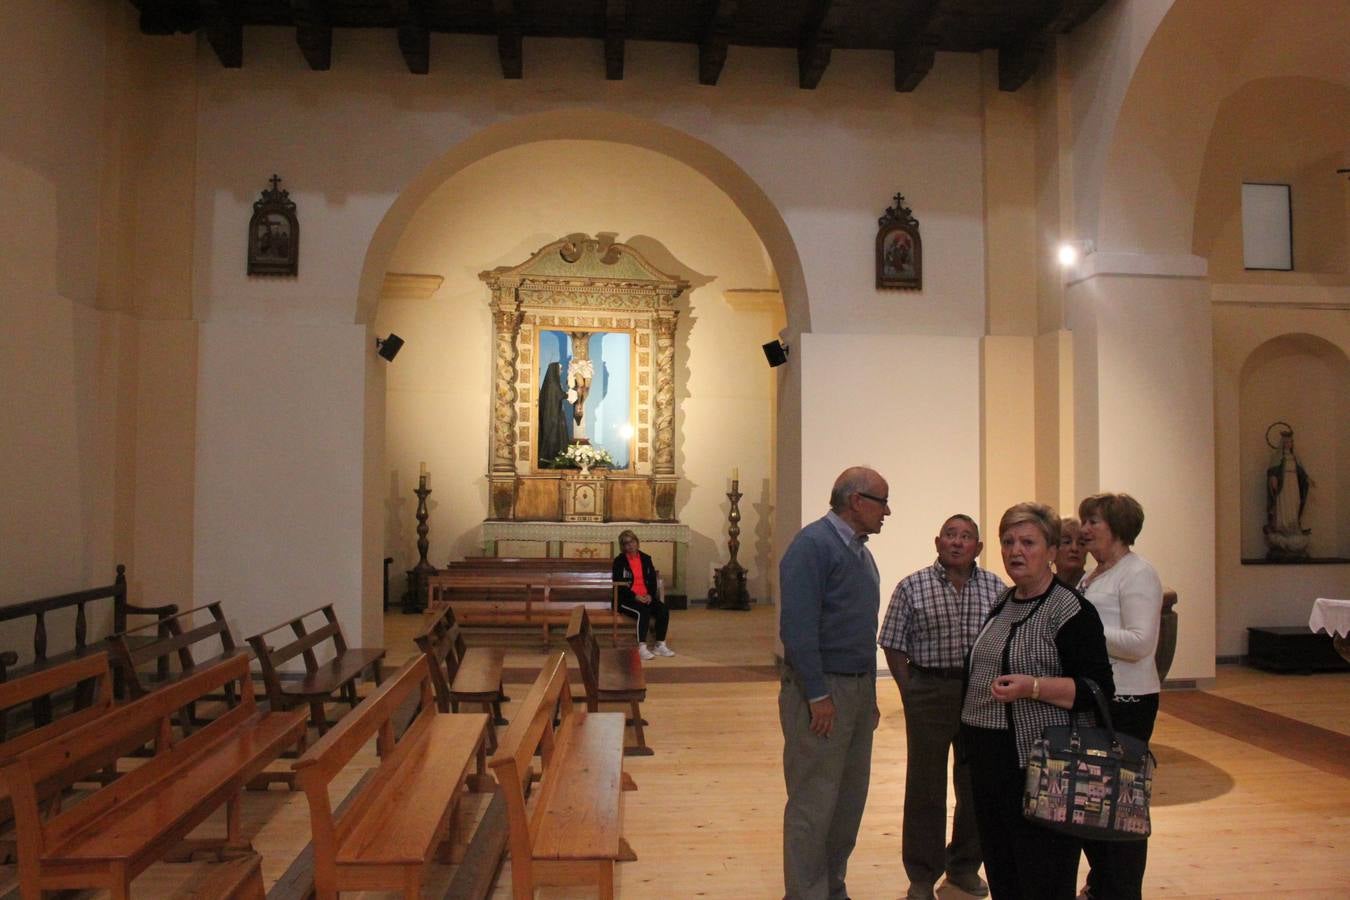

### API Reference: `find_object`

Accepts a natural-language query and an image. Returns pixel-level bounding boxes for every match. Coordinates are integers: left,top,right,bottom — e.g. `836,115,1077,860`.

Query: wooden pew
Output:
291,655,490,899
0,654,307,900
489,651,634,900
0,653,154,861
0,564,177,734
565,607,653,757
414,605,508,754
246,604,385,734
427,568,624,647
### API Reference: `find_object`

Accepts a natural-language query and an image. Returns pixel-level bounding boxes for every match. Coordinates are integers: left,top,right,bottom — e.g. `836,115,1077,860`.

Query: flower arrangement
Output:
549,443,614,471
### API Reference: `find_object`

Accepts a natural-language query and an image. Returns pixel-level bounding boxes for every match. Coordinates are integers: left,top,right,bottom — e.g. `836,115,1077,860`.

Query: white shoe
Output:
652,641,676,657
638,644,655,661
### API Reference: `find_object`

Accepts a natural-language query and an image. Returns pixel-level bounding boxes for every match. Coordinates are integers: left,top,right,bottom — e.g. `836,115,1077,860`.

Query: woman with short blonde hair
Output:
960,502,1114,898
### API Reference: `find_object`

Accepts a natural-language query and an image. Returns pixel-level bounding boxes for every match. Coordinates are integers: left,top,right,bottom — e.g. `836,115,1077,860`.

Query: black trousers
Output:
961,724,1081,900
1082,693,1159,900
617,596,669,641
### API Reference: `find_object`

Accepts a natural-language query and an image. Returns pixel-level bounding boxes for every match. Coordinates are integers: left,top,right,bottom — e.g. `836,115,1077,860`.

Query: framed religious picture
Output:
875,192,922,290
248,174,299,276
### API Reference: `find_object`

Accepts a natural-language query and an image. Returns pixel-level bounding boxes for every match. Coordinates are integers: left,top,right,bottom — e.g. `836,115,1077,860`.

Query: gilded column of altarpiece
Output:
479,236,689,523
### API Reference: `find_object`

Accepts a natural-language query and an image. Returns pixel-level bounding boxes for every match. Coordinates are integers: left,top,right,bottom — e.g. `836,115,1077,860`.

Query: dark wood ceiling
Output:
130,0,1107,91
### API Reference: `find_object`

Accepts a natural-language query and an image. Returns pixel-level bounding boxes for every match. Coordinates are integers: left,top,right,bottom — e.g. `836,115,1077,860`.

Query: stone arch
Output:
355,111,810,621
353,109,809,336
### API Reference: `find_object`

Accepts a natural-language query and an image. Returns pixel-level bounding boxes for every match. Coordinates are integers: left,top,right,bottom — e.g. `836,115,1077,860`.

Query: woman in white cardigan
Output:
1075,493,1163,900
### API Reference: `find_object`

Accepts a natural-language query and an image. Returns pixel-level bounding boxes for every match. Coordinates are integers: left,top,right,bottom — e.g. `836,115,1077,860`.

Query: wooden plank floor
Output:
3,605,1346,897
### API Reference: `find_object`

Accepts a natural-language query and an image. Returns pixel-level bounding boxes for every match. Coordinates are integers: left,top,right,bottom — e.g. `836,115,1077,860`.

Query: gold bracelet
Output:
1031,677,1041,701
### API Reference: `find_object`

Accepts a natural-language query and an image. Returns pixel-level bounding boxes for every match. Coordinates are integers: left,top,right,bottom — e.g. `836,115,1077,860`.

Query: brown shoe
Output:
905,885,936,900
944,871,989,897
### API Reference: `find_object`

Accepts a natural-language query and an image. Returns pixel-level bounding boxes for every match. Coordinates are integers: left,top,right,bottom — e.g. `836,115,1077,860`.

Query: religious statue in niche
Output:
537,362,569,465
876,191,922,290
1263,421,1314,559
247,174,299,276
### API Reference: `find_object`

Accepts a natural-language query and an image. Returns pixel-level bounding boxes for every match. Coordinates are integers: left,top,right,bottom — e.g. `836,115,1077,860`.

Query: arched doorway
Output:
354,114,808,634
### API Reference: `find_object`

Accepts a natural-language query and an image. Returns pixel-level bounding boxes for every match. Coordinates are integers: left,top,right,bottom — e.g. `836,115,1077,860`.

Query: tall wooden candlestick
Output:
711,479,750,610
403,482,437,613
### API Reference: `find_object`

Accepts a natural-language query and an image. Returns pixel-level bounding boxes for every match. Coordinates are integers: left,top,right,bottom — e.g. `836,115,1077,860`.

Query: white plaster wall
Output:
799,332,983,594
193,322,369,647
1068,274,1216,680
0,2,124,639
192,30,987,338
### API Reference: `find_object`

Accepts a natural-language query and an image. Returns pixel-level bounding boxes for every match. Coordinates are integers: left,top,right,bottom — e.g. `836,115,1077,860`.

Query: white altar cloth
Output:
1309,597,1350,637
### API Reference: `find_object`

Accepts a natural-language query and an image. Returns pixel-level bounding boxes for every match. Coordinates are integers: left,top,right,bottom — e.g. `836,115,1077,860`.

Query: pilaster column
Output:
489,290,521,518
652,312,678,519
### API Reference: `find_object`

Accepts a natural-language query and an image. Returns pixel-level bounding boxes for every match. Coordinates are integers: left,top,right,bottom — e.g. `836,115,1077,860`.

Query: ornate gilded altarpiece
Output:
480,236,690,525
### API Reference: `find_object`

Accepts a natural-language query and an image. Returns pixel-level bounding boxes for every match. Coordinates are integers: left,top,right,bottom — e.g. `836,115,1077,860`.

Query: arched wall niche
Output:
368,135,793,605
1237,333,1350,560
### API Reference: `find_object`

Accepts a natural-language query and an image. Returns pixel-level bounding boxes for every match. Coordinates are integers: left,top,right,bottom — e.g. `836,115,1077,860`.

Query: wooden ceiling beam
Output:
387,0,429,74
798,0,845,90
135,0,200,35
892,0,946,93
492,0,523,79
998,34,1046,91
290,0,332,71
698,0,737,86
200,0,243,68
1045,0,1108,33
998,0,1103,91
605,0,626,81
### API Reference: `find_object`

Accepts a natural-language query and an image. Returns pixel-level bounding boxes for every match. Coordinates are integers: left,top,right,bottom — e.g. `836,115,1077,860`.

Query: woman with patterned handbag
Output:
959,502,1114,899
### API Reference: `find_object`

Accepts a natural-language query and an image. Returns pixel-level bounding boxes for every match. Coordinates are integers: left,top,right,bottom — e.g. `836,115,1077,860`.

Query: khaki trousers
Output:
781,669,876,900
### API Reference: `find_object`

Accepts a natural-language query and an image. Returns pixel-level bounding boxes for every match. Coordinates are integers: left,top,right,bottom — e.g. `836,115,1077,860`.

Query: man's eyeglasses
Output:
857,492,889,507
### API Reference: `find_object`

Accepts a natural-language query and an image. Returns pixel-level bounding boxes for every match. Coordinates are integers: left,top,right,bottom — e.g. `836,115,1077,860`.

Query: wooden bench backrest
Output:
429,574,540,609
564,607,602,706
0,654,258,858
246,604,347,677
291,656,435,859
109,602,239,697
0,565,176,675
488,652,575,856
412,606,466,713
0,653,114,762
447,558,609,572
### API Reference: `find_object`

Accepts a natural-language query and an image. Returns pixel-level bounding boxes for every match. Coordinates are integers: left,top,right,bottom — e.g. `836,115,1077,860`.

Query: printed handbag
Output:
1022,678,1155,841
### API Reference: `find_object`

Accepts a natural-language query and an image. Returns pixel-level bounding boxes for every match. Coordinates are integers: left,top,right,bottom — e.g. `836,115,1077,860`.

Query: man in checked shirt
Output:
879,514,1007,900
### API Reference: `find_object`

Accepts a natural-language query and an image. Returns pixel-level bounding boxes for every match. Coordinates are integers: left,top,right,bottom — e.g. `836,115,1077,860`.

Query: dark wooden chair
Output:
108,601,252,726
566,606,653,757
246,604,385,734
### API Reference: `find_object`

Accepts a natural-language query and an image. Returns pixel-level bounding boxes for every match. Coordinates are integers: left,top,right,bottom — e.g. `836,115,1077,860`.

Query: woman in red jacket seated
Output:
612,529,674,660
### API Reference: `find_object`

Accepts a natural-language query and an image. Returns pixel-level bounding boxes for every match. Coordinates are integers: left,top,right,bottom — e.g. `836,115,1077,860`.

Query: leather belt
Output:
911,663,965,679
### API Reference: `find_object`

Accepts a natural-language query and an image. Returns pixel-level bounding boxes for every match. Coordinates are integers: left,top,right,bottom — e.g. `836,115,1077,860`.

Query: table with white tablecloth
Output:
1309,597,1350,663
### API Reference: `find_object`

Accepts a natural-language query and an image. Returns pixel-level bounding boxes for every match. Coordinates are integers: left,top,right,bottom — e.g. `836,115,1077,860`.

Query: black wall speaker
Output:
376,334,405,362
762,339,790,368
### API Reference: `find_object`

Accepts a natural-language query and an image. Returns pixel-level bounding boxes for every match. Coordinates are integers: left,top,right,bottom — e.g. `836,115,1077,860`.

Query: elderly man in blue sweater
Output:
780,466,890,900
